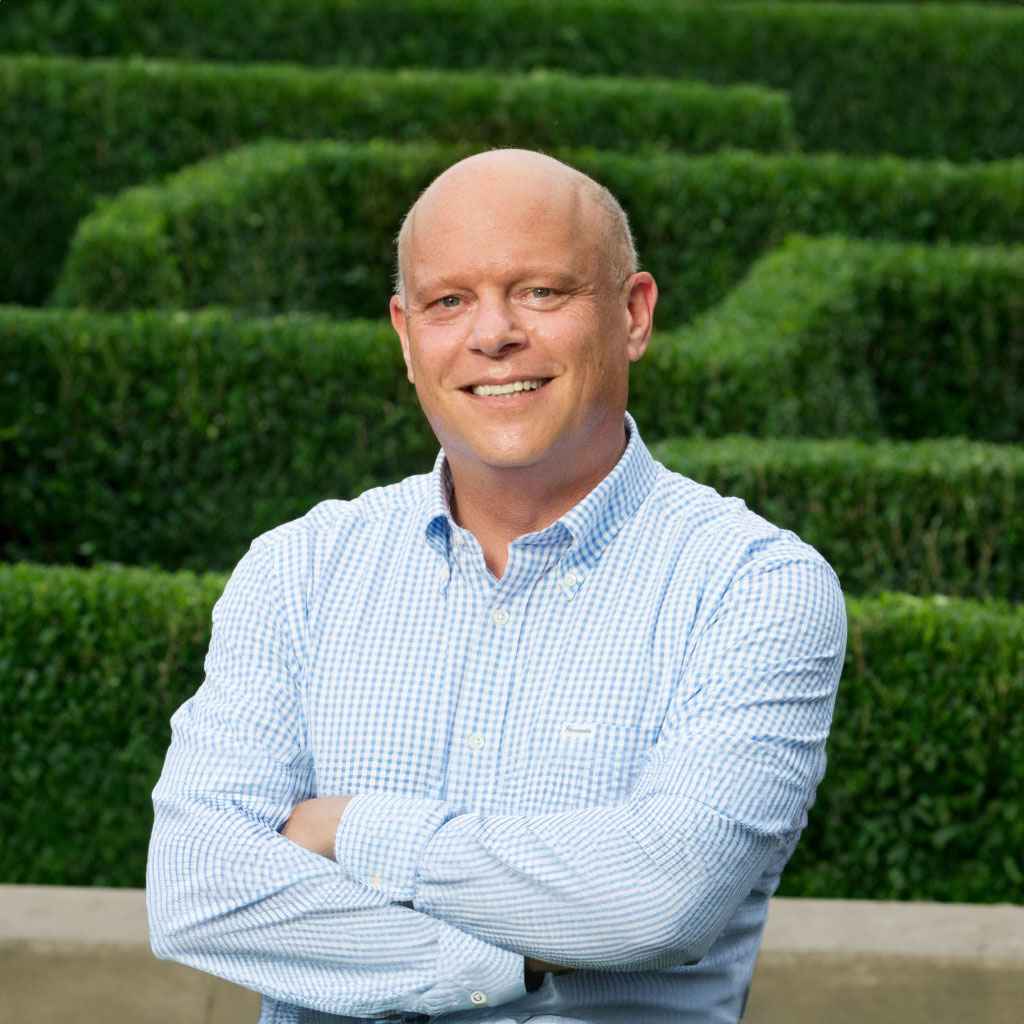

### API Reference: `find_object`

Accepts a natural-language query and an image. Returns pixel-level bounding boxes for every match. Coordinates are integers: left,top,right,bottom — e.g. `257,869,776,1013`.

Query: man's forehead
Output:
403,213,594,295
405,167,598,262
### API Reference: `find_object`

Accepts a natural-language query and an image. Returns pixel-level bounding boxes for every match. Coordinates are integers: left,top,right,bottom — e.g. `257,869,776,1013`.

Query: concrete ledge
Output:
0,886,259,1024
1,886,1021,1023
747,897,1024,1024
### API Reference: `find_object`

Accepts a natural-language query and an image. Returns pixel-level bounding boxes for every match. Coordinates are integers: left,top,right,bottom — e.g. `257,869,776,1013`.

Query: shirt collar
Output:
422,411,659,572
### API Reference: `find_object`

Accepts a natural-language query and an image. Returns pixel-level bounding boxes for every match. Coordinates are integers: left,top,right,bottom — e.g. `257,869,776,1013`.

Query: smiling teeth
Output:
472,379,546,396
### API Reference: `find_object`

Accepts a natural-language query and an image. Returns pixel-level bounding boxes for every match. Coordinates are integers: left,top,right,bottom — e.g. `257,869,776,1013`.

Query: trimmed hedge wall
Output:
4,302,1021,593
750,1,1023,4
652,436,1024,603
1,561,1020,902
51,141,1024,329
777,591,1024,903
631,236,1024,443
737,1,1023,4
1,306,432,574
2,2,1022,162
0,56,795,307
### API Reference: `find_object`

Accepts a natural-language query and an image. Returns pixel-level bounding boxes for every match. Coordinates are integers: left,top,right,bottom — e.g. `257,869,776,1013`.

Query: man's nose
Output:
470,295,526,356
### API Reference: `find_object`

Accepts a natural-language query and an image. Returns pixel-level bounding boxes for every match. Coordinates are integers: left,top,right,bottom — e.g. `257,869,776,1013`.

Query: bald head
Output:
394,149,637,302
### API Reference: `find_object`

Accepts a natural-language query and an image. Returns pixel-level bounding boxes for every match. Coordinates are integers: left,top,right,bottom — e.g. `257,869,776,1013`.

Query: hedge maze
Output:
1,1,1021,902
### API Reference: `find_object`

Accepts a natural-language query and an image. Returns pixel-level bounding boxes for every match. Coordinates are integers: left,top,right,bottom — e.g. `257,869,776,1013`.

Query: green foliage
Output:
653,435,1024,602
780,592,1024,903
2,2,1022,162
741,1,1023,4
726,0,1023,4
0,306,433,573
0,562,223,887
630,236,1024,443
3,563,1020,902
51,141,1024,329
0,55,795,306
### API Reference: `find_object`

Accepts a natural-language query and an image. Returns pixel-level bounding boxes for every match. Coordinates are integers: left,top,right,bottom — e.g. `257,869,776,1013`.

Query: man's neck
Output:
447,428,628,580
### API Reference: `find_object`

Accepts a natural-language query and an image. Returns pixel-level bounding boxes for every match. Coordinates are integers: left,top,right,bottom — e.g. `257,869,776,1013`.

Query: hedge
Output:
731,1,1022,4
2,1,1022,162
651,435,1024,603
5,273,1021,578
51,140,1024,329
631,236,1024,443
0,306,433,574
1,562,1020,901
777,591,1024,903
0,55,795,308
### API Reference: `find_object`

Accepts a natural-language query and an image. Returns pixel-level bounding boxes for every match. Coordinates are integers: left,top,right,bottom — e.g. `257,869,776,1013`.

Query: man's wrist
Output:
333,793,456,900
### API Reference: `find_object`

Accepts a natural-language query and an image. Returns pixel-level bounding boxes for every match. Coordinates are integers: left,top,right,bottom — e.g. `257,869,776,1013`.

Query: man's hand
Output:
281,796,353,859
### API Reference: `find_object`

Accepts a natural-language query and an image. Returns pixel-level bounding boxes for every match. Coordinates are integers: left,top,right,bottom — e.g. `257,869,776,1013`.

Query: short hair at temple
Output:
392,154,639,302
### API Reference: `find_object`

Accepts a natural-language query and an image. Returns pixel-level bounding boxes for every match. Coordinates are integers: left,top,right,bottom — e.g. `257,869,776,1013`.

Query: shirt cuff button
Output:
370,873,382,889
470,991,488,1006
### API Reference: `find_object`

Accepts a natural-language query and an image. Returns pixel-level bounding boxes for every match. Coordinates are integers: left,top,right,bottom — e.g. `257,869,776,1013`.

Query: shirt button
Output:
470,991,488,1006
467,733,486,751
561,571,579,587
369,873,382,889
491,607,509,625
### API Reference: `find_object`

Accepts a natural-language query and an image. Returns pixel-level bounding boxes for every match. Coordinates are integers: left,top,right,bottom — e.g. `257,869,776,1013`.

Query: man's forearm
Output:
150,767,526,1017
337,790,773,970
285,797,575,984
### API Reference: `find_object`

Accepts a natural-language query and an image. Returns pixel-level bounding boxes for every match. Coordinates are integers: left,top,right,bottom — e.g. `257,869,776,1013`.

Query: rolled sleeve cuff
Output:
334,793,458,901
435,926,528,1014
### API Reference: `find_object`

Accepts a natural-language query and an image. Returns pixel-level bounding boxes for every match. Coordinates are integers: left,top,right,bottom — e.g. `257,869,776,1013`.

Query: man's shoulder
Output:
244,469,434,564
645,461,838,586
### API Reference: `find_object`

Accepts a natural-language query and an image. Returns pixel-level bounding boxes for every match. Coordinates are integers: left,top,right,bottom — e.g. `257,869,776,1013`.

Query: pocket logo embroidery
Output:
560,722,595,742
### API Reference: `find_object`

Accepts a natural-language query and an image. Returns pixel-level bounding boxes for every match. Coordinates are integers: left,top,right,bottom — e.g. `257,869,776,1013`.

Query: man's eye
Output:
528,287,556,300
437,295,461,308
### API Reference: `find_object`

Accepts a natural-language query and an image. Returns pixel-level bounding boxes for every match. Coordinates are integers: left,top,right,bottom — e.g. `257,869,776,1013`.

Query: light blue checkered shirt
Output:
148,411,846,1024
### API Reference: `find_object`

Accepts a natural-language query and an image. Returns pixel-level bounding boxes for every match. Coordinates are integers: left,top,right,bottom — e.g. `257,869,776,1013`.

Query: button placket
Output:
445,575,524,805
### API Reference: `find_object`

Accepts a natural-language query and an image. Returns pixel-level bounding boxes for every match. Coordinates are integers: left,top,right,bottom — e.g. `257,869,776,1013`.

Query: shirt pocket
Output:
513,719,659,811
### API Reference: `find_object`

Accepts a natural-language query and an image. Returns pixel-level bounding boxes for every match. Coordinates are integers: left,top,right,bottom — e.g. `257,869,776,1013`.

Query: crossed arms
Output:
282,795,585,982
147,539,846,1020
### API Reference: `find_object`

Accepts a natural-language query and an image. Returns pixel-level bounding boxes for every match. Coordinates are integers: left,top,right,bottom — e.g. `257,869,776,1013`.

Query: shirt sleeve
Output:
146,539,526,1019
334,556,847,971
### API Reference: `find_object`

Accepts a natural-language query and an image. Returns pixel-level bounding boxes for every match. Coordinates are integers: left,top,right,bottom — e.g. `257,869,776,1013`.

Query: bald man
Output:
148,149,846,1024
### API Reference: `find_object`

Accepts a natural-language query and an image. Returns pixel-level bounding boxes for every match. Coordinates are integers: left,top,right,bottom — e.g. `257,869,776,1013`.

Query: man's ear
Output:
389,294,415,385
624,271,658,363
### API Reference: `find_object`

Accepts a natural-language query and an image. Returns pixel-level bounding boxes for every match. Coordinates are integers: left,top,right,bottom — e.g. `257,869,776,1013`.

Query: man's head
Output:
389,148,657,491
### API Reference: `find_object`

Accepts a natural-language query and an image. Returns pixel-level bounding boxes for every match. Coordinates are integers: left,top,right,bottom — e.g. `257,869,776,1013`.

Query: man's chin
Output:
475,450,549,472
456,440,556,476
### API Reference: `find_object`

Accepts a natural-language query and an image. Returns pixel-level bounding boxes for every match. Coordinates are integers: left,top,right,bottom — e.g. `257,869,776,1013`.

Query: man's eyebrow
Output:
519,270,581,287
411,274,465,296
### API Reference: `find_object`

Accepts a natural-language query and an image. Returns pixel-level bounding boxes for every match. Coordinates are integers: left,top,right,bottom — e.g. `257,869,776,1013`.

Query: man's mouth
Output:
463,378,553,397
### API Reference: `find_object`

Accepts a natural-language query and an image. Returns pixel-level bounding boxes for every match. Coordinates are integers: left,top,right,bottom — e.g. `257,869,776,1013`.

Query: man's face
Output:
390,158,651,484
